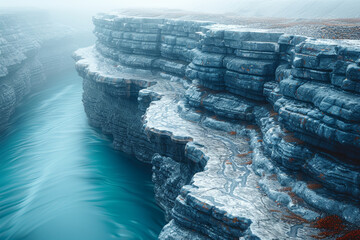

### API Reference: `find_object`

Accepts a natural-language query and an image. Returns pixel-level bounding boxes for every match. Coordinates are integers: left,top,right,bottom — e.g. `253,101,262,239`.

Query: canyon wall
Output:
0,12,84,131
74,13,360,239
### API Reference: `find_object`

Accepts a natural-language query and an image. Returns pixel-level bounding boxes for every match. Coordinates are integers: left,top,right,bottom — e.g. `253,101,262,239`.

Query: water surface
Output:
0,70,165,240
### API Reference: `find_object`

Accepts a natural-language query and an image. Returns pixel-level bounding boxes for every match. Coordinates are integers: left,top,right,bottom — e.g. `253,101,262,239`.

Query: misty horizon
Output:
1,0,360,19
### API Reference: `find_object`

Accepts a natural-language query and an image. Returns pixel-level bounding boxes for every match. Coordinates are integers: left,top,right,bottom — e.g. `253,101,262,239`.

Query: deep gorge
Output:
1,9,360,240
0,11,164,240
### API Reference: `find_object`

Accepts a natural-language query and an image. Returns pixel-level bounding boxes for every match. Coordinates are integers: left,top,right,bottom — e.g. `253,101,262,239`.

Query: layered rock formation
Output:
0,11,81,131
75,12,360,239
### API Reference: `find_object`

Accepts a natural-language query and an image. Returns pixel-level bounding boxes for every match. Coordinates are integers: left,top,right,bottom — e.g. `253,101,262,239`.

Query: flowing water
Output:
0,69,165,240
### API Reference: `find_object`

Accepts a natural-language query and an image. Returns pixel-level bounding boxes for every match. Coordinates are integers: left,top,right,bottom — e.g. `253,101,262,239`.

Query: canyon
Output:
0,11,164,240
74,12,360,239
0,9,359,240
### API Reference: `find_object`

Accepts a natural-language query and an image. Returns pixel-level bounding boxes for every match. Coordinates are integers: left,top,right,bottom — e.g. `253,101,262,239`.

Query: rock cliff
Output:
74,12,360,239
0,11,82,131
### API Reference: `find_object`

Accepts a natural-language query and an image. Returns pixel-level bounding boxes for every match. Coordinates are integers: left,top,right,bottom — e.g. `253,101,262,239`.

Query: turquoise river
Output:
0,69,165,240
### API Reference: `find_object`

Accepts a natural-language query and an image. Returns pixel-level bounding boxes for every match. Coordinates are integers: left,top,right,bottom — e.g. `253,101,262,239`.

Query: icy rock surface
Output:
75,12,360,240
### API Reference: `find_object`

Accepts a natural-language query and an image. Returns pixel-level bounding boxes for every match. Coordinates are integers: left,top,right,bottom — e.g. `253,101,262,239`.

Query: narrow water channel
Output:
0,69,165,240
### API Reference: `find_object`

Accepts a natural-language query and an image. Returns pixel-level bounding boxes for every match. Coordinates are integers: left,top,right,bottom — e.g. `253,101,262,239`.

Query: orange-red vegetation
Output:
257,139,263,142
225,160,232,165
336,230,360,240
307,183,323,190
313,215,344,231
301,117,308,125
282,212,309,224
269,110,279,117
287,191,304,204
283,134,304,144
211,115,223,121
267,174,277,180
237,151,253,157
319,173,325,180
283,128,291,133
280,187,292,192
279,186,303,204
201,203,209,210
311,215,345,239
246,125,259,130
228,131,237,135
195,109,203,113
200,92,209,106
241,160,252,165
269,209,281,213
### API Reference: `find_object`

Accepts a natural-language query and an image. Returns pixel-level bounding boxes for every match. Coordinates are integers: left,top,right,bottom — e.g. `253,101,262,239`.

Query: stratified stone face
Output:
75,12,360,240
185,25,282,101
272,38,360,161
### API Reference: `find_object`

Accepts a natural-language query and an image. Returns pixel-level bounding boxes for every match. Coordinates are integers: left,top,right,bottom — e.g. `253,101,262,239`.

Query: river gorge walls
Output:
0,11,88,131
74,13,360,239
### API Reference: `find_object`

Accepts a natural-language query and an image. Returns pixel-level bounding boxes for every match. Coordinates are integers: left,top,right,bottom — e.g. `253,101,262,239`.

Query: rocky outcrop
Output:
0,12,81,131
75,12,360,240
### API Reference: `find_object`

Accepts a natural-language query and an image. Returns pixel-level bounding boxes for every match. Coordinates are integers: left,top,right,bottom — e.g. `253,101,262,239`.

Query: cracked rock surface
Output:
75,12,360,240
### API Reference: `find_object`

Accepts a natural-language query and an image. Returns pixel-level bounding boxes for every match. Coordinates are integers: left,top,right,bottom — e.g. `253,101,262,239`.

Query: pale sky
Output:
0,0,358,18
0,0,242,13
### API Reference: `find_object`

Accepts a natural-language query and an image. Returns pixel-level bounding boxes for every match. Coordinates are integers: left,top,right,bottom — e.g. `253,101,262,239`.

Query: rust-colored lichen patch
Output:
269,209,281,213
307,183,323,190
237,151,253,157
311,215,345,239
287,191,304,204
241,160,252,165
279,187,292,192
301,117,308,126
269,110,278,117
279,187,304,204
283,128,291,133
246,125,259,130
201,203,209,210
319,173,325,180
282,211,309,224
228,131,237,135
283,134,304,144
336,230,360,240
267,174,277,180
210,115,223,121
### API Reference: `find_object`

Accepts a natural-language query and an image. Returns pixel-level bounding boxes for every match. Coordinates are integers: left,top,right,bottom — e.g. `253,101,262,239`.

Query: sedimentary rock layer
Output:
75,12,360,240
